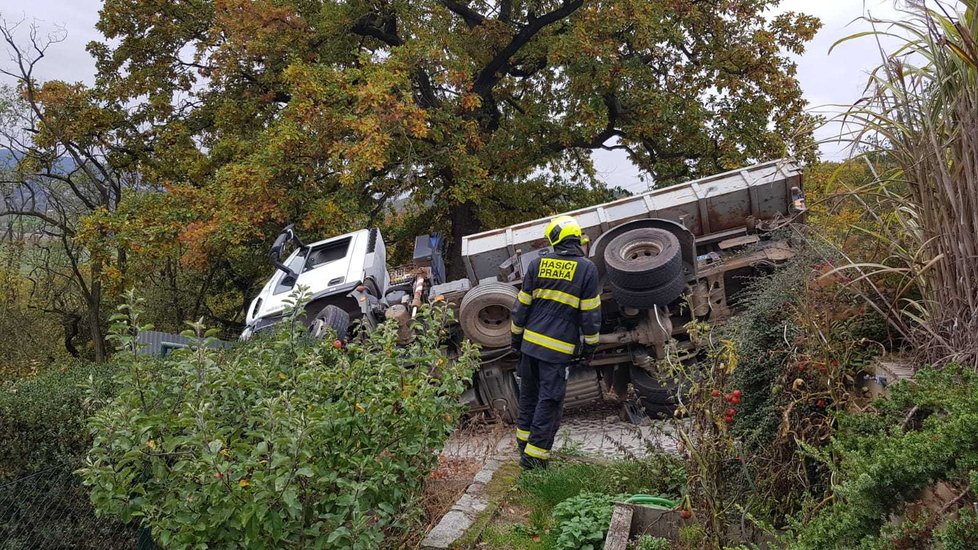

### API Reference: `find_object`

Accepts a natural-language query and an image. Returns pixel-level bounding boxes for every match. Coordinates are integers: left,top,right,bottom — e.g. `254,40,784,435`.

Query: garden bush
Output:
0,361,131,549
712,242,887,526
79,291,478,549
788,365,978,549
0,360,117,479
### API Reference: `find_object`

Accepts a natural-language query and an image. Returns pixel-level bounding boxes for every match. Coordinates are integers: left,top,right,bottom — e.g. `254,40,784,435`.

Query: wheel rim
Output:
477,304,511,336
619,240,663,262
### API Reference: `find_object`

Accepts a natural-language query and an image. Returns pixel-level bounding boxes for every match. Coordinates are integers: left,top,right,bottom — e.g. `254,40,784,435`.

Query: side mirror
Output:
270,224,299,277
270,226,294,261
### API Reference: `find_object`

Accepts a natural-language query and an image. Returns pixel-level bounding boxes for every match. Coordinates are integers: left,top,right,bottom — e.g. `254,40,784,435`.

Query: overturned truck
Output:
242,159,806,421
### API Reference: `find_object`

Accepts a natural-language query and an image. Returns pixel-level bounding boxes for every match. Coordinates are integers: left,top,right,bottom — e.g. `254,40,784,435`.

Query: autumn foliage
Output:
89,0,820,279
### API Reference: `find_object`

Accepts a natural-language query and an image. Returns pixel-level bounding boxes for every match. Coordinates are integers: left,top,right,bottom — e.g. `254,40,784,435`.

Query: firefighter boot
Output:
519,453,548,471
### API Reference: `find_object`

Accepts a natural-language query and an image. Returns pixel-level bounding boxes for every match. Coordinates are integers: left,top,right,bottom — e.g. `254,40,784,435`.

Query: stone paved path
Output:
553,412,679,459
422,408,679,548
440,408,677,464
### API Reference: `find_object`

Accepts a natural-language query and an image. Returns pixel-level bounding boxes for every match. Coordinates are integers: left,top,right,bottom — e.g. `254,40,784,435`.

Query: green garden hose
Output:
623,494,678,509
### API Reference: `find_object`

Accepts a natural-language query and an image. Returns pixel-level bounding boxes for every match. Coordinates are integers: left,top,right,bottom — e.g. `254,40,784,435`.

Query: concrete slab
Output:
423,510,473,549
423,430,507,549
452,493,489,514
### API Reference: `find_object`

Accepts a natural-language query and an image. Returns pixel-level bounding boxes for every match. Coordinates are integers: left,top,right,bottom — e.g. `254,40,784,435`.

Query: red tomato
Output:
733,389,743,398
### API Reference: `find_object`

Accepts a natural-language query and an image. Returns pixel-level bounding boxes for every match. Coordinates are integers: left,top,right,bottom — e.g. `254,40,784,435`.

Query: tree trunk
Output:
63,313,82,358
89,280,107,362
447,200,481,281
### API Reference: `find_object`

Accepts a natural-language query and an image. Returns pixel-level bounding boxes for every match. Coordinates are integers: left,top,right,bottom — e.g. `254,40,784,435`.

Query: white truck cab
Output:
241,227,390,340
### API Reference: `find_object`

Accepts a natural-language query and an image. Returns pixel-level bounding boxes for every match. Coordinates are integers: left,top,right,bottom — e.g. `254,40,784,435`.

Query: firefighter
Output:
510,214,601,470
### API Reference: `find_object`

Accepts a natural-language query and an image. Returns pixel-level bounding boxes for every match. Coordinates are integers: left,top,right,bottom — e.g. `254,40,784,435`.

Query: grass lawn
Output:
475,454,684,550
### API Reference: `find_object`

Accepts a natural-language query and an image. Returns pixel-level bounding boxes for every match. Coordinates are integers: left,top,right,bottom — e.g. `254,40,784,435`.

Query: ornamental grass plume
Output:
826,0,978,368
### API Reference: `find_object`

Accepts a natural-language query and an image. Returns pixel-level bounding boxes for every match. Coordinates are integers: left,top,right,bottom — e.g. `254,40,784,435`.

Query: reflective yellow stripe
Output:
516,429,530,442
523,329,576,355
532,288,580,308
511,323,524,335
581,296,601,311
524,444,550,460
584,333,599,345
518,291,533,305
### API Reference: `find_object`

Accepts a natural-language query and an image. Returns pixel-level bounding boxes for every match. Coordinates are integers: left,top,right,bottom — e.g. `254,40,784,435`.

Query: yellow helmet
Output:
545,215,587,247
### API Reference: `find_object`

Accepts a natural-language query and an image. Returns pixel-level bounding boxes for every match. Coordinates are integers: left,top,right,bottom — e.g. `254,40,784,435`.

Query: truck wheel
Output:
604,228,682,289
308,304,350,340
610,276,687,309
629,365,679,417
459,282,519,348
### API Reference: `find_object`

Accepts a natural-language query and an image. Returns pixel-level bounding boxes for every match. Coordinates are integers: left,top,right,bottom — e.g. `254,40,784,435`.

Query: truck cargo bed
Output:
461,159,803,281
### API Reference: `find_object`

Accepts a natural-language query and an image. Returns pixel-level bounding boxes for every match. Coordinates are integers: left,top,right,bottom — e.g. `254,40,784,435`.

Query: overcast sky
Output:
0,0,903,191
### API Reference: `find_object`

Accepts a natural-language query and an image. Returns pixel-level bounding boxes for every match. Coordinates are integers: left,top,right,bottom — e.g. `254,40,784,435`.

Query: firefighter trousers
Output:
515,354,570,461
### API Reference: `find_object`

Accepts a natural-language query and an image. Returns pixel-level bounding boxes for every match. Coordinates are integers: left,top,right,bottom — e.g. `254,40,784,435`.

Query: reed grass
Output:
826,0,978,367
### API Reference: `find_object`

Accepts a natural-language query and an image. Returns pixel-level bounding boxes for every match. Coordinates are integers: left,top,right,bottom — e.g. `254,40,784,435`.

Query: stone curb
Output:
421,434,511,549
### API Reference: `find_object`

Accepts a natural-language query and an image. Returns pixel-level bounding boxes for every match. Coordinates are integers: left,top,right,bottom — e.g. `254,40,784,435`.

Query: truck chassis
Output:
243,159,806,422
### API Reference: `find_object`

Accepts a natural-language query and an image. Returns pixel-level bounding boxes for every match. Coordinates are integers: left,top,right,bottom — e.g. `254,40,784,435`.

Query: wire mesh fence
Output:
0,465,143,550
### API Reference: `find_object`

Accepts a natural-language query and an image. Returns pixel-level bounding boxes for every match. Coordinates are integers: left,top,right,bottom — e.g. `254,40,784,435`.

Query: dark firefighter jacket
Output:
511,241,602,363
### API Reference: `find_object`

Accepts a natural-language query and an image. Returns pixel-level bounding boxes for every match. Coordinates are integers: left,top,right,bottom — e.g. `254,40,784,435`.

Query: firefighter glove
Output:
578,343,598,366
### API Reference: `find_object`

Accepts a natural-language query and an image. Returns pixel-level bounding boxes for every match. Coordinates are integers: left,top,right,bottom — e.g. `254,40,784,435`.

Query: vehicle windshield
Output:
273,249,308,295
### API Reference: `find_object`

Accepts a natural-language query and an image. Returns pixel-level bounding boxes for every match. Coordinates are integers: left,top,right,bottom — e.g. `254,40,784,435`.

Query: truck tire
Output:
308,304,350,340
604,228,682,289
629,365,679,418
459,282,519,348
610,276,687,309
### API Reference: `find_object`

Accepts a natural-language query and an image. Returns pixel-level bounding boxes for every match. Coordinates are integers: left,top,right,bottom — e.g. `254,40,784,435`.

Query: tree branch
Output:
500,0,513,24
540,93,622,156
0,210,75,234
472,0,583,97
438,0,486,29
351,13,403,47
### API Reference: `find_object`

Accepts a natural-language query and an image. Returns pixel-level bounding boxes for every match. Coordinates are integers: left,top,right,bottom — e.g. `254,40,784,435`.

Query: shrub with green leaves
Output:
0,360,117,479
79,291,478,549
552,492,622,550
0,361,129,549
788,365,978,549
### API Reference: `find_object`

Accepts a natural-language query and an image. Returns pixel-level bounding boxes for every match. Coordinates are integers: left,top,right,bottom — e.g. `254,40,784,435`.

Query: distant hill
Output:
0,149,76,212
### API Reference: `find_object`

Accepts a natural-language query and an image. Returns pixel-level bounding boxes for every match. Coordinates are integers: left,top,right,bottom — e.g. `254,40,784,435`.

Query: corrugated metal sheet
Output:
135,330,232,357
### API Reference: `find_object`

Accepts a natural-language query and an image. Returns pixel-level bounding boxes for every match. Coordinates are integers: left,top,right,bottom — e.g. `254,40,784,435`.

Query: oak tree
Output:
93,0,820,278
